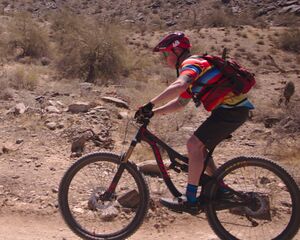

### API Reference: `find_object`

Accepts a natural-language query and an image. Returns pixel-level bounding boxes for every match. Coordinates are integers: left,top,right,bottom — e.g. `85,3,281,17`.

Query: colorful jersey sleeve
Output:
178,56,212,99
179,57,211,81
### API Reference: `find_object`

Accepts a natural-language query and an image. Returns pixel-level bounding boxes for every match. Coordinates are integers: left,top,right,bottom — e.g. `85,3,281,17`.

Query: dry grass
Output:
8,65,38,90
0,73,14,100
278,28,300,53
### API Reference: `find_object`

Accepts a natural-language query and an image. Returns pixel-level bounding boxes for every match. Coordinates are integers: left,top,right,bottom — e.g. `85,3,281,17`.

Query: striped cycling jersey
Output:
179,56,254,110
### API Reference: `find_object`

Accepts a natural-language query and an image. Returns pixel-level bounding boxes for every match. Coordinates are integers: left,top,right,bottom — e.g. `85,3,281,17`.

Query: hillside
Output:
0,1,300,239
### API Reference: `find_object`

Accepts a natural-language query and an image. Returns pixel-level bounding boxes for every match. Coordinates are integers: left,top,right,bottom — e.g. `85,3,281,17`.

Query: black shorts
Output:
194,107,249,151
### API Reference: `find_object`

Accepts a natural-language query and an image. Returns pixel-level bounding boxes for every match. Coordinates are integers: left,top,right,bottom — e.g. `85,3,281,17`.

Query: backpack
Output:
191,51,256,111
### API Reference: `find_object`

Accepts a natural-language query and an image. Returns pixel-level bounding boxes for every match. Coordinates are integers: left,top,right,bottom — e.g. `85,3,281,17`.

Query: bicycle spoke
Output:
206,157,300,240
59,152,149,240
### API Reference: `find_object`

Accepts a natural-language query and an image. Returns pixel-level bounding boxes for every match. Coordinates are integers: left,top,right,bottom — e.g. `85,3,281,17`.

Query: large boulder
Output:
68,102,91,113
137,159,171,177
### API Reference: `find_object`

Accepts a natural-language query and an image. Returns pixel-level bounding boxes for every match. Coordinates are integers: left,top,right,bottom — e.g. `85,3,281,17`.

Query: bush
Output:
278,28,300,53
51,11,128,83
9,66,38,90
7,12,50,59
205,9,233,27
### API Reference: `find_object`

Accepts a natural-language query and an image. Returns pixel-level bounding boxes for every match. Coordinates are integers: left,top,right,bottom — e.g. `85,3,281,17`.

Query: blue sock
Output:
186,184,198,203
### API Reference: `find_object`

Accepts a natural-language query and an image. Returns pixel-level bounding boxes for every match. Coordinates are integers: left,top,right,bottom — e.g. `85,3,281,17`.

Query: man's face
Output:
162,48,182,68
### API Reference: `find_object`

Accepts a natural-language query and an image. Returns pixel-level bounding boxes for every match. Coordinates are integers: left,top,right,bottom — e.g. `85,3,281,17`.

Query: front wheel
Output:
58,152,150,240
206,156,300,240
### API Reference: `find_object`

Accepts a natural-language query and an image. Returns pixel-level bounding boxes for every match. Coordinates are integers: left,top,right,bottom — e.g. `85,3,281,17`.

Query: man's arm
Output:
150,75,192,106
153,95,191,116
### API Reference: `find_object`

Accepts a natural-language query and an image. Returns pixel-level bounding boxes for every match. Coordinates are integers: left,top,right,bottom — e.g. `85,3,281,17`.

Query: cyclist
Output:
135,32,254,212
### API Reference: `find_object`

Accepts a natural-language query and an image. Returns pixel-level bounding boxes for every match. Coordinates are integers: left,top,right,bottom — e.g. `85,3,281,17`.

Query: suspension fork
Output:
102,136,139,200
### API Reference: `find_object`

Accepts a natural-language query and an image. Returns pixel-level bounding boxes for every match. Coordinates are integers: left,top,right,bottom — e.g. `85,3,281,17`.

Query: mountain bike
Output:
58,117,300,240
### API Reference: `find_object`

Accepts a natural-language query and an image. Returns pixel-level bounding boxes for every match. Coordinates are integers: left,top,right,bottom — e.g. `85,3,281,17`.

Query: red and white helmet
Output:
153,32,191,52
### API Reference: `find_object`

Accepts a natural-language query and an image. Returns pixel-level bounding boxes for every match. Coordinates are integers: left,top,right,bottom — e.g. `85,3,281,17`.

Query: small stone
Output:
35,163,42,168
118,111,128,119
46,106,60,113
16,139,23,144
45,122,57,130
118,190,140,208
41,57,51,66
100,206,119,221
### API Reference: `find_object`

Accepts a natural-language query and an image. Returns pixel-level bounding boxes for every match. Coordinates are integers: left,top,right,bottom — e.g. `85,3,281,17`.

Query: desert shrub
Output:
278,28,300,53
0,74,14,100
6,12,50,59
51,11,128,83
205,9,233,27
9,66,38,90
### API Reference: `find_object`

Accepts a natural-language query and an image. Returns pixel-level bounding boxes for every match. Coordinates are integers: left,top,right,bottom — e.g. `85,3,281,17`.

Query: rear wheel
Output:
206,157,300,240
58,152,150,240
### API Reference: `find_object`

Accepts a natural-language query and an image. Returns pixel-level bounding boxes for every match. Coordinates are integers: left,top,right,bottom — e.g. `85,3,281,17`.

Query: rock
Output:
278,0,299,7
280,5,300,14
136,13,144,21
186,0,195,5
150,1,161,8
118,190,140,208
16,139,23,144
45,122,57,130
79,82,93,96
2,143,16,154
56,101,65,107
263,117,280,128
137,160,171,177
260,176,271,184
57,122,65,129
71,133,91,153
257,6,276,16
46,106,60,113
101,97,129,109
100,206,119,221
16,103,27,114
117,111,128,119
68,102,91,113
166,20,177,27
41,57,51,66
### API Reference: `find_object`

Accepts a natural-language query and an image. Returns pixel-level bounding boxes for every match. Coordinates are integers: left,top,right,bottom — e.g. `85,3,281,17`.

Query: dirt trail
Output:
0,212,220,240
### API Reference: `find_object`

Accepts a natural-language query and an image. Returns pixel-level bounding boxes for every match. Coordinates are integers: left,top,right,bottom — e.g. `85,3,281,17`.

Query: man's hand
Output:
134,102,154,123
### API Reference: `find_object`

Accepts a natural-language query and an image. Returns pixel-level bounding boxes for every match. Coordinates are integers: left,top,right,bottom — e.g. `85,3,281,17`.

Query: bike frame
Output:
99,120,265,215
106,121,213,199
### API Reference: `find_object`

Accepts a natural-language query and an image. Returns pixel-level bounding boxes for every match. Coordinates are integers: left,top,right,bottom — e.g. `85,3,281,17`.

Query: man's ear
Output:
174,47,184,55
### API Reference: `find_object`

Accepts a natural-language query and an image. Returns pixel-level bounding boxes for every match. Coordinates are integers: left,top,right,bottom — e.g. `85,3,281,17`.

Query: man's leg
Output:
205,156,218,176
186,135,207,185
185,135,206,203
